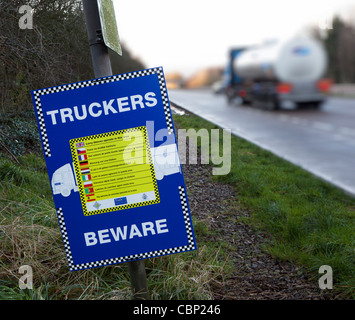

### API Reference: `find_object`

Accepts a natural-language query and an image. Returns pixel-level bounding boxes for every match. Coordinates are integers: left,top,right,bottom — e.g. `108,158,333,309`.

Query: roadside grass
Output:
173,112,355,298
0,153,229,300
1,110,354,299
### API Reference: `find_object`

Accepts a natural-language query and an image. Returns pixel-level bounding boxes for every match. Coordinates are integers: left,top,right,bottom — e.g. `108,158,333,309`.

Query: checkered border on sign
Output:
56,208,75,269
33,93,51,157
32,67,173,158
178,186,195,247
56,185,195,271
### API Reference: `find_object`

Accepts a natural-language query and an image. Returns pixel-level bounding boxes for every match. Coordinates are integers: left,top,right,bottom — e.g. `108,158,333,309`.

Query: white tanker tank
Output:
227,36,331,109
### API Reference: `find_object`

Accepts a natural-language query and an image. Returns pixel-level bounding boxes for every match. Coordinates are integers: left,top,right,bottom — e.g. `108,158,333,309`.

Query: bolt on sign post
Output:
31,0,196,300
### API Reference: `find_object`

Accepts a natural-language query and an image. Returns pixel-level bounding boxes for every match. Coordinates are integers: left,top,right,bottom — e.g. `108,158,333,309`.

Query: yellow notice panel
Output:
70,126,159,216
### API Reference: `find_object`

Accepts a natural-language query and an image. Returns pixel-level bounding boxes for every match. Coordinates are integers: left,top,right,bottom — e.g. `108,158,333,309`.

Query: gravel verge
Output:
174,114,338,300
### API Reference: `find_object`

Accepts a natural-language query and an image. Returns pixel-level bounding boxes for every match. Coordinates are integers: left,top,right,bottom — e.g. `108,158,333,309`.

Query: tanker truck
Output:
224,36,332,109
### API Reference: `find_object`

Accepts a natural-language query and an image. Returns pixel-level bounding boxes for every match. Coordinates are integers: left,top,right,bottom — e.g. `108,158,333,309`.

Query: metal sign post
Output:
81,0,148,300
82,0,112,78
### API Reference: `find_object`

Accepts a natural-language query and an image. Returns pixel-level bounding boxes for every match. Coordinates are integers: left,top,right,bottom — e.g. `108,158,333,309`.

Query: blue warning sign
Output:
32,67,196,271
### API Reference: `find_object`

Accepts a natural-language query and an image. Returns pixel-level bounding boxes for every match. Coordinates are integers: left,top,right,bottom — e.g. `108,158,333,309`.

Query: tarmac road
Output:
168,89,355,197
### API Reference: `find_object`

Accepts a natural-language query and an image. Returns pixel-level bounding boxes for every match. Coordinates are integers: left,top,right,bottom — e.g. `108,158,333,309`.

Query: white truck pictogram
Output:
51,163,79,197
151,144,181,180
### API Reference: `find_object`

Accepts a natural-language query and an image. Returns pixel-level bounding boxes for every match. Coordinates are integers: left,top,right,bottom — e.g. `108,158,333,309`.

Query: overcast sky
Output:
114,0,355,77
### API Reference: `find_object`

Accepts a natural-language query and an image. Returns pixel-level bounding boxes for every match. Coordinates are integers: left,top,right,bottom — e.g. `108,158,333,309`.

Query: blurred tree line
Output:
315,16,355,83
0,0,145,114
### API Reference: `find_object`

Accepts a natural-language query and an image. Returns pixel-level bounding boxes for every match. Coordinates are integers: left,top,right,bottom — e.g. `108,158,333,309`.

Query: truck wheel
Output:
311,101,323,109
227,94,235,105
296,102,307,109
61,188,71,197
262,99,279,110
155,170,164,180
242,98,251,105
271,99,280,110
226,87,237,105
268,97,280,110
297,101,323,110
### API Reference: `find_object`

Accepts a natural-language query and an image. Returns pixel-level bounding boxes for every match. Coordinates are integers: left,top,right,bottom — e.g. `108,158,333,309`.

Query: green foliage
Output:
109,48,145,75
0,0,145,114
0,0,90,113
0,110,42,158
320,16,355,83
